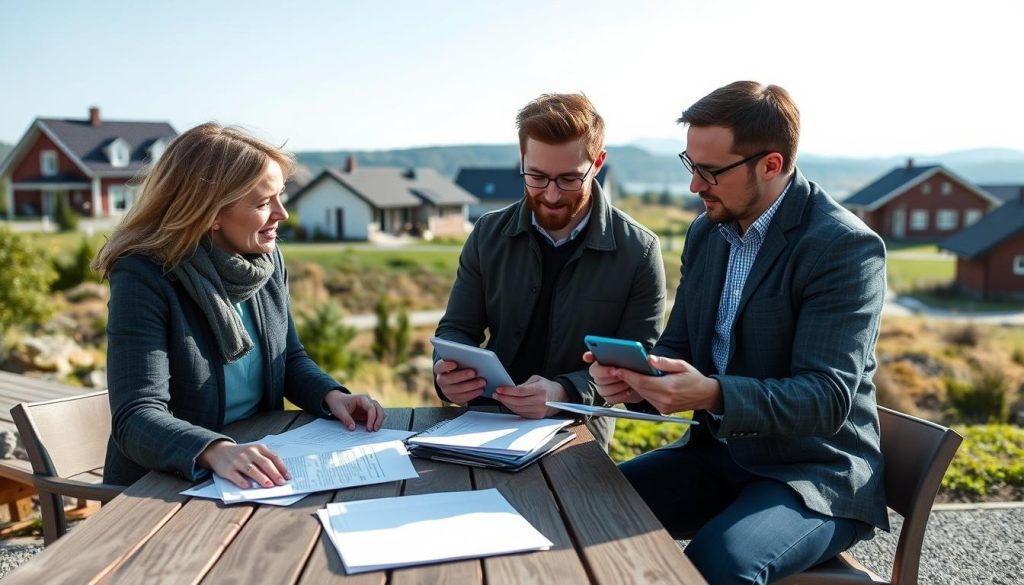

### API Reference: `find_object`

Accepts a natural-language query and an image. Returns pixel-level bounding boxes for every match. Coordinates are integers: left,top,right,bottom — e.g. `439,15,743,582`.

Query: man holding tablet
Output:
588,82,888,584
433,93,666,449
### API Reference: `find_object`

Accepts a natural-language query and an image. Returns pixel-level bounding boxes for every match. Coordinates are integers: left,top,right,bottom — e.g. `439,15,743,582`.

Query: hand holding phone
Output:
584,335,663,376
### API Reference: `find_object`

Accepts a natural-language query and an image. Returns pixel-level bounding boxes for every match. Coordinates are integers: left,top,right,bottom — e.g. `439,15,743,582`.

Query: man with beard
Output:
433,93,665,449
586,81,888,584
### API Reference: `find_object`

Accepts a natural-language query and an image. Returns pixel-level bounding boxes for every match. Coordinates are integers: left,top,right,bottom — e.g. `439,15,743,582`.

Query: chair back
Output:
877,405,962,585
11,391,112,480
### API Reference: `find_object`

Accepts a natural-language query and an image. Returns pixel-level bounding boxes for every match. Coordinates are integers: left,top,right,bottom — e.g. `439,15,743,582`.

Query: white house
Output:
455,165,620,221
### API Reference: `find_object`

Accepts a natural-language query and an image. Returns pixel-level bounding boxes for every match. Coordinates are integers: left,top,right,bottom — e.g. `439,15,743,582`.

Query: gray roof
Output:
940,199,1024,259
38,117,177,175
843,165,940,208
979,184,1024,204
455,166,611,200
290,167,477,209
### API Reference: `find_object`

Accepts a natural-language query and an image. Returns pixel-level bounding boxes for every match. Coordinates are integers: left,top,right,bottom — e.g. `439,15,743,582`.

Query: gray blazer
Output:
435,182,666,447
653,169,889,529
104,248,343,486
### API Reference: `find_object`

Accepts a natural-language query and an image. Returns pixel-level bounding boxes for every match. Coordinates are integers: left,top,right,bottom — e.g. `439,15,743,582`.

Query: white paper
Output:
319,488,552,574
261,420,416,452
407,411,571,456
545,401,698,425
180,479,305,506
213,440,418,502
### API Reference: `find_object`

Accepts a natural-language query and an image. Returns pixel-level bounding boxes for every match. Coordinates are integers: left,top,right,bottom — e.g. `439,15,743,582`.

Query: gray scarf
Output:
172,238,275,363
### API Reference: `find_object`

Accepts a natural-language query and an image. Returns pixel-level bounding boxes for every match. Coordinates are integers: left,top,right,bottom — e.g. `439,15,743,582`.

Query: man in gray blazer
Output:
588,81,888,584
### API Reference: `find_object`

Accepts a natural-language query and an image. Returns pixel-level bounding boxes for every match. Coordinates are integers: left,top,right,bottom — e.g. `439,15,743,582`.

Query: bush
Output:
944,324,980,347
54,194,79,232
942,424,1024,499
52,238,100,291
371,297,411,365
0,227,57,351
947,369,1010,423
610,418,689,463
296,301,362,382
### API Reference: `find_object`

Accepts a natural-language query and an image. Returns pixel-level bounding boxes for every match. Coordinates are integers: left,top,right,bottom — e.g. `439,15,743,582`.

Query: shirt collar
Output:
531,207,592,247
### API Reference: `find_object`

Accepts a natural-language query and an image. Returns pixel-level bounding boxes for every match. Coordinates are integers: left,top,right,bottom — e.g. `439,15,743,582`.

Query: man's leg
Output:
685,479,874,585
618,436,736,538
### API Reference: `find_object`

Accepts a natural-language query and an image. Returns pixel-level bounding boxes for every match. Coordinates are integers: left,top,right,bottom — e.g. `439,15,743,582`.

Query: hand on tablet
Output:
494,375,568,418
434,359,485,405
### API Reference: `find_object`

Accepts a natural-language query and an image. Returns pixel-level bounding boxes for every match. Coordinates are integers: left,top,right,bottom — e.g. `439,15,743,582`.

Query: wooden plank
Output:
475,449,591,584
389,406,481,585
200,410,415,585
102,411,302,585
540,426,707,585
3,410,299,585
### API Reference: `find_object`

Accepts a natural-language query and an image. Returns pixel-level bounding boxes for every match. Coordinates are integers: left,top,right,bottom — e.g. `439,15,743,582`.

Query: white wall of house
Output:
293,179,374,240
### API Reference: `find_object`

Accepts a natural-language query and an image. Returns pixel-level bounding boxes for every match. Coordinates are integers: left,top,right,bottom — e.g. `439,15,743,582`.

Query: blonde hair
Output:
93,123,294,278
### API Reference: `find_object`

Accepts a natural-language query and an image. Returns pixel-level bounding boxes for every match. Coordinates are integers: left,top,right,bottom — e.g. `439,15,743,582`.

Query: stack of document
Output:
406,411,573,470
181,418,420,506
317,488,553,574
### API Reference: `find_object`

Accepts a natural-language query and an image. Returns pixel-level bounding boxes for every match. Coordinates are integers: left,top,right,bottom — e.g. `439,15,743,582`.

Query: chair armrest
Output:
32,474,124,502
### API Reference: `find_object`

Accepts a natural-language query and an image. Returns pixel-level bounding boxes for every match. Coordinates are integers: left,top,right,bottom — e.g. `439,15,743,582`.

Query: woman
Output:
93,122,384,489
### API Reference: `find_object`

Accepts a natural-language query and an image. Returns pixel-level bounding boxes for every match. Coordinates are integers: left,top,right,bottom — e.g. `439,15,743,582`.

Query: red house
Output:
842,160,1002,241
940,190,1024,300
0,107,176,219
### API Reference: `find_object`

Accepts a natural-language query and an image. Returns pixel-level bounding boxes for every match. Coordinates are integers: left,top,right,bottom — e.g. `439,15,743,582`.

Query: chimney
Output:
345,156,357,173
403,168,416,180
905,158,914,170
89,106,101,126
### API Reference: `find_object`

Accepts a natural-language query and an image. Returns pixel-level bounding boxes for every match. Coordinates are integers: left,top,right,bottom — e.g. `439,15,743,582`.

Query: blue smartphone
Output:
584,335,662,376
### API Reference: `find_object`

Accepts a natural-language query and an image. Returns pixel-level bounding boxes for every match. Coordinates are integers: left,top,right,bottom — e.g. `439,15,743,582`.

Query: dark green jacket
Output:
435,183,666,447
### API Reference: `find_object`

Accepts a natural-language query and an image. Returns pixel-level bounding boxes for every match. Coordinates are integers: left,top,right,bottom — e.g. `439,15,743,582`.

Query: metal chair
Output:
11,390,123,545
777,406,963,584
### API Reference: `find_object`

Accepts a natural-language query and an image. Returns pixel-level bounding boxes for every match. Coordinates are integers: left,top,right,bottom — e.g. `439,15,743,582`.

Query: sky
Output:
2,0,1022,158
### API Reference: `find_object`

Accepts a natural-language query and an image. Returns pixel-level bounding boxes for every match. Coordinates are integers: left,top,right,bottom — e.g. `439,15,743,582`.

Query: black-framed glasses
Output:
520,158,594,191
678,150,769,185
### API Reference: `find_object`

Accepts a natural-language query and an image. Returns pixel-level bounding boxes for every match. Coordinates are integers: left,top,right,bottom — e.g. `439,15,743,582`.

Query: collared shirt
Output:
531,207,592,247
711,179,793,376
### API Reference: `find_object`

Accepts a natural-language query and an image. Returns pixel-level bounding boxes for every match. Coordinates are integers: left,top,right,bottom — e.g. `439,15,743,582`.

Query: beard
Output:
526,185,592,232
699,171,762,226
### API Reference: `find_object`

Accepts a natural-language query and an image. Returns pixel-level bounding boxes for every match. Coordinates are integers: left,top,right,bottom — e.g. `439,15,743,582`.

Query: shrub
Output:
52,238,100,291
947,369,1010,423
371,297,411,365
54,194,79,232
610,418,689,463
296,301,362,382
944,323,980,347
0,227,57,346
942,424,1024,499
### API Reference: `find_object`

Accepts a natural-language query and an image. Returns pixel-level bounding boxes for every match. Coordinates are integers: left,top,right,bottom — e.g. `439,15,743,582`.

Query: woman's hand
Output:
198,439,290,489
324,390,385,431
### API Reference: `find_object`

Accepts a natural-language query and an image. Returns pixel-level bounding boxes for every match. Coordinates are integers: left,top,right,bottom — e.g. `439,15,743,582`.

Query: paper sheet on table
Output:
406,411,571,456
318,488,552,574
261,420,416,453
213,440,418,502
545,401,698,425
180,480,304,506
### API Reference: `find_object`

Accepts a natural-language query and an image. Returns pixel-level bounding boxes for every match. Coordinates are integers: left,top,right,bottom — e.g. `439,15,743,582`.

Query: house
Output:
287,157,478,241
455,165,619,221
940,190,1024,300
0,107,177,219
980,184,1024,205
842,160,1002,240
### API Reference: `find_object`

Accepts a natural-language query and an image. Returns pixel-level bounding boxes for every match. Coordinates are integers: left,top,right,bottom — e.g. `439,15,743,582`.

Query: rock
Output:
83,368,107,389
9,335,94,377
64,282,108,303
0,430,19,459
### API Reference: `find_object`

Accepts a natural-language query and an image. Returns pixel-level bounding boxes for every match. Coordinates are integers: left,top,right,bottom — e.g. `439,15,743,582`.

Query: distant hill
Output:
295,144,1024,201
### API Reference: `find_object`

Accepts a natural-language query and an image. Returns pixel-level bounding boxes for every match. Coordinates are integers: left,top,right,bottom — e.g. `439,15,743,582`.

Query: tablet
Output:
430,337,515,398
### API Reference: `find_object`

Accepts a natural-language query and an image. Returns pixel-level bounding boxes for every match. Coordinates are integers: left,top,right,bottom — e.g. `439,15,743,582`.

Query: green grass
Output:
615,198,696,236
884,241,941,254
21,231,109,263
943,424,1024,499
886,257,955,293
279,243,461,275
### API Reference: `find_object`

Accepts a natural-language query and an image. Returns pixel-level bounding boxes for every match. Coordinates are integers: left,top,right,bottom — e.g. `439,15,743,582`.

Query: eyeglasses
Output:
520,159,594,191
678,150,769,185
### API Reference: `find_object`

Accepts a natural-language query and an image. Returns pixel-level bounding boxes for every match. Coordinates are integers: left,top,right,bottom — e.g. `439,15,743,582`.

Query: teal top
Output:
223,301,264,425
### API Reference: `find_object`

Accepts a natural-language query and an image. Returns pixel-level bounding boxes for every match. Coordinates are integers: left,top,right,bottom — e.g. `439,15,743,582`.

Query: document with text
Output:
407,411,571,456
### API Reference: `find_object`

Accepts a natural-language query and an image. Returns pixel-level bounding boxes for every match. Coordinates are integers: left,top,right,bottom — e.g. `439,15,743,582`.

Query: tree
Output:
372,297,392,363
296,301,362,382
0,227,57,354
54,193,79,232
658,190,674,206
371,296,411,366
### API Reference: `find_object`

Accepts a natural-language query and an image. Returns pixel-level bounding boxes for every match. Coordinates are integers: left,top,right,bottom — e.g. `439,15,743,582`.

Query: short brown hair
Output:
679,81,800,173
93,123,294,278
516,93,605,162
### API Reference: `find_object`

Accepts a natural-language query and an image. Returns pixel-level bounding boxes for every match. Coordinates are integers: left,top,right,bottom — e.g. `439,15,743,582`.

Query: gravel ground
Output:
1,506,1022,581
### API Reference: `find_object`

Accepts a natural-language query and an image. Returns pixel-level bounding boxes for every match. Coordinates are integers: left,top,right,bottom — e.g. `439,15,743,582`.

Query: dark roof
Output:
290,167,477,209
38,117,177,175
455,166,610,200
843,165,940,208
979,184,1024,204
940,199,1024,259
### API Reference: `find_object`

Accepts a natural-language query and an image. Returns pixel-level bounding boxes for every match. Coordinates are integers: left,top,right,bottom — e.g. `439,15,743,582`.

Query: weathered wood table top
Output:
4,407,707,584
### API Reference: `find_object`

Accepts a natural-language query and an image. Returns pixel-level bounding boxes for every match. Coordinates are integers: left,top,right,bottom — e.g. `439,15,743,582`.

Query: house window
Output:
936,209,957,230
1015,256,1024,276
941,181,952,195
41,150,58,176
109,185,137,213
921,183,931,195
965,209,983,226
909,210,929,230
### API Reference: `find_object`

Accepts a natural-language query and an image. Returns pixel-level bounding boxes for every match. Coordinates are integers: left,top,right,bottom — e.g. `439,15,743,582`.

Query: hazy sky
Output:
2,0,1021,157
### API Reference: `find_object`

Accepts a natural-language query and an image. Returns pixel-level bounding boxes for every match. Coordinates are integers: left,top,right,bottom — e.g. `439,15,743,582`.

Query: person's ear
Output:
762,152,785,180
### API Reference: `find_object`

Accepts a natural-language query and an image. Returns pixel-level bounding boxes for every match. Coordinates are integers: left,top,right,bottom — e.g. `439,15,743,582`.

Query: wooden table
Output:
4,407,707,584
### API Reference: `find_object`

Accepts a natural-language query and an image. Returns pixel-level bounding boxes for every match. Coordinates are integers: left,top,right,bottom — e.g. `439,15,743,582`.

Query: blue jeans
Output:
620,433,874,585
